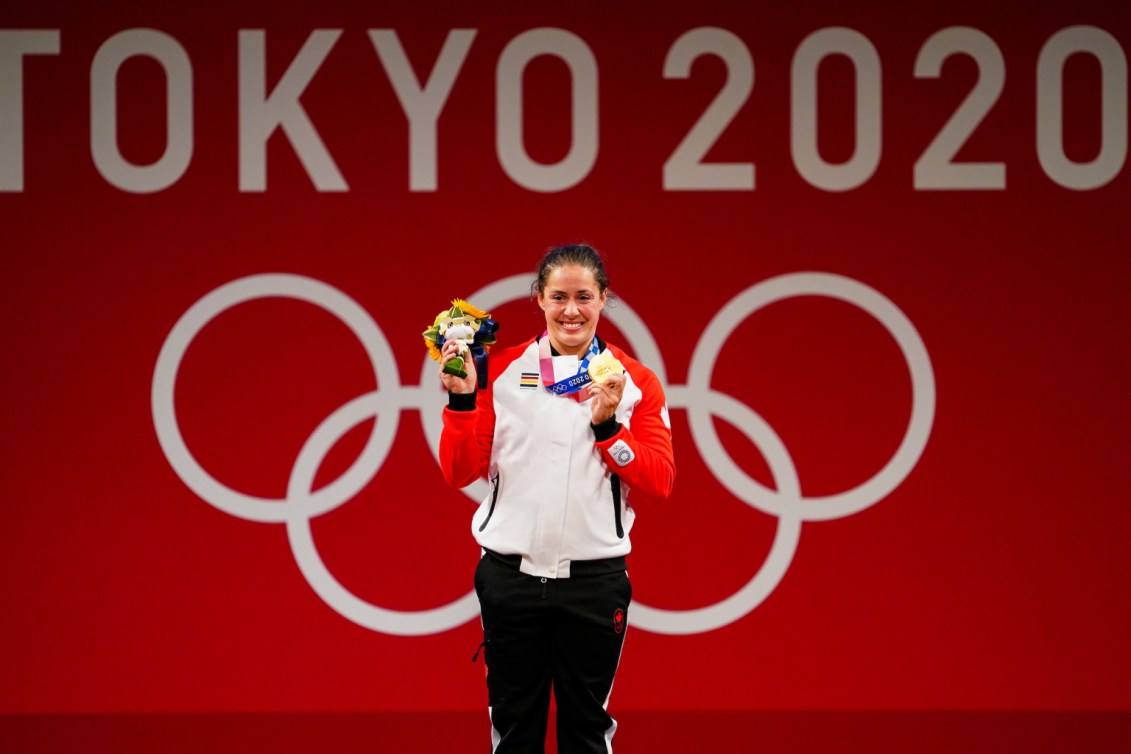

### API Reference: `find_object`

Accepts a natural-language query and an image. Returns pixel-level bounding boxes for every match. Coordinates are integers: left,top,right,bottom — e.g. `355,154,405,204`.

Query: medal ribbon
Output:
538,332,600,396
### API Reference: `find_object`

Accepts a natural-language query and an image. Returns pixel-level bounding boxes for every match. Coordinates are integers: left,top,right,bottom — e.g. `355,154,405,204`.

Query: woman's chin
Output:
553,329,590,353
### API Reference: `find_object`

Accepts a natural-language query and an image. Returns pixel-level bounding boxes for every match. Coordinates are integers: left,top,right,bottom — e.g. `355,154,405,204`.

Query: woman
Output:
438,244,675,753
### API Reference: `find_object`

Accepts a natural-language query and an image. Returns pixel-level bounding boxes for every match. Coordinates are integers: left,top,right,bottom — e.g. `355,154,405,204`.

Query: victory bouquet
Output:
422,299,499,390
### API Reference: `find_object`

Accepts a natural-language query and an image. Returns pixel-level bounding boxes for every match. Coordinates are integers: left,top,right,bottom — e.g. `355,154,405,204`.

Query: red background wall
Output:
2,0,1128,741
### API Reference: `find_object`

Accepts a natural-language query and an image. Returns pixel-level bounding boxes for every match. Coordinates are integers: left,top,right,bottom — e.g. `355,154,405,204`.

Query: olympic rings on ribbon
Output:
152,272,935,636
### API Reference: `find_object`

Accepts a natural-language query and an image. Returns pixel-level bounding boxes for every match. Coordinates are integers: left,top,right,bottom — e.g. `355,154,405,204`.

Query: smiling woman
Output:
533,245,610,358
437,242,676,753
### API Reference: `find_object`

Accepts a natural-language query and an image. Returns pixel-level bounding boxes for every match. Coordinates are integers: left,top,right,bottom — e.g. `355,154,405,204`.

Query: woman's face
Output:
537,264,607,357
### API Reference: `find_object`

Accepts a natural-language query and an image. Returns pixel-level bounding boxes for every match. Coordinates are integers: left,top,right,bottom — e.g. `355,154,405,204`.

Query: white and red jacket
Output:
440,335,675,579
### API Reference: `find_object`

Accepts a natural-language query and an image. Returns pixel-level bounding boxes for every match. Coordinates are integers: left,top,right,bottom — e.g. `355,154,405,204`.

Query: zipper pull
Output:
471,640,486,663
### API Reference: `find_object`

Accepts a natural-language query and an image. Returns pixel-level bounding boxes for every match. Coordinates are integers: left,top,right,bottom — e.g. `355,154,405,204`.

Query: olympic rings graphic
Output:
152,272,935,636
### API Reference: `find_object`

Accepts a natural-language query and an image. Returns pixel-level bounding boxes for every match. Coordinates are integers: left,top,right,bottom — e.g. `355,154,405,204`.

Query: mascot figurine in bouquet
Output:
423,299,499,390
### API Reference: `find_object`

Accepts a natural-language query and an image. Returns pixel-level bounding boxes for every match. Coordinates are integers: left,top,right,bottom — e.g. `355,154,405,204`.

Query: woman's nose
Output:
564,300,579,316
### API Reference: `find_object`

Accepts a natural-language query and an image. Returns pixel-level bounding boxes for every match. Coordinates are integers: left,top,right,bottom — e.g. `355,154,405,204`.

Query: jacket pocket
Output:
478,472,501,532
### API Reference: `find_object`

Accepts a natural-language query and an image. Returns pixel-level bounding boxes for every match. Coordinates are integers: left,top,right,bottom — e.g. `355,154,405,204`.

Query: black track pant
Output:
475,551,631,754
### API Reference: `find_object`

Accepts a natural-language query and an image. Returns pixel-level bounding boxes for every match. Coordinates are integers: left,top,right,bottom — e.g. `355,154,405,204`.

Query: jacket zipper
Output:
478,472,501,532
611,473,624,539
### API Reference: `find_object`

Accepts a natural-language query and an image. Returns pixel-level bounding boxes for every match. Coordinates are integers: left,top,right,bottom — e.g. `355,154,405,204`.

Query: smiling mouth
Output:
558,321,585,332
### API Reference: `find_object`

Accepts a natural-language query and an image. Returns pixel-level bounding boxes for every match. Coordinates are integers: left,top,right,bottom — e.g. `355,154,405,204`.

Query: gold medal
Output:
587,352,623,384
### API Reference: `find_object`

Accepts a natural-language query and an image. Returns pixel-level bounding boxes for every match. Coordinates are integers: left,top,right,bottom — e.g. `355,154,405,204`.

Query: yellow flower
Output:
452,298,489,320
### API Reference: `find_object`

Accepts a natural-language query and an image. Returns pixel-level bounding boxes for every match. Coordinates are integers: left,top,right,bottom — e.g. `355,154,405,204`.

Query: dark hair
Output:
532,243,611,296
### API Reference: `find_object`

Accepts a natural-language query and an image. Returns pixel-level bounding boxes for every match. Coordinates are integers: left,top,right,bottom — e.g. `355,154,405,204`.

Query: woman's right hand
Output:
439,340,477,394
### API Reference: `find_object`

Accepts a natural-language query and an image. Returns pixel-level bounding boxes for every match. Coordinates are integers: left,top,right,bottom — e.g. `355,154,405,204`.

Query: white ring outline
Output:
629,391,803,635
284,392,480,636
151,274,399,522
152,271,935,636
686,272,936,522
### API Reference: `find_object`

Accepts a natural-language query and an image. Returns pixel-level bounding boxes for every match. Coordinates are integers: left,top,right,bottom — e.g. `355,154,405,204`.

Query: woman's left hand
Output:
587,373,625,425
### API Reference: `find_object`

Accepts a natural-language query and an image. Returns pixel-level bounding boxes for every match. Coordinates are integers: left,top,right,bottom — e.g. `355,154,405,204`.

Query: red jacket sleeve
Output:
438,386,496,489
594,349,675,510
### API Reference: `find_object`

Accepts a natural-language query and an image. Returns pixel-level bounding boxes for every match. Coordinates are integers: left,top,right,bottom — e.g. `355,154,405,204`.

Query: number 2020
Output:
664,25,1128,192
